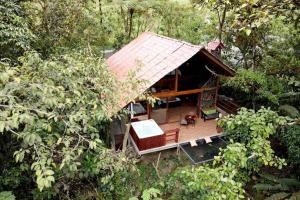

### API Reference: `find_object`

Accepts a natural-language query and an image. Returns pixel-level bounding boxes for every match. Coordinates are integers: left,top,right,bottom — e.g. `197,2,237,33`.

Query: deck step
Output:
217,96,240,114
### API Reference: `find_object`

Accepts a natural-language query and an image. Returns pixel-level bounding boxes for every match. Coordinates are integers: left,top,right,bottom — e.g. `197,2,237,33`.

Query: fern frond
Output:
264,192,290,200
278,178,300,189
260,174,279,183
254,183,285,191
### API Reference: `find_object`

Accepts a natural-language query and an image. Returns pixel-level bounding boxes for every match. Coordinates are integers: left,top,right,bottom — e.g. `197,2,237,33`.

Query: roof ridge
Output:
143,31,203,49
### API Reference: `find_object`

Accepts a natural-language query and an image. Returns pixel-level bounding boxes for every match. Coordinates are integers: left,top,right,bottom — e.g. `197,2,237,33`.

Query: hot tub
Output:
130,119,165,151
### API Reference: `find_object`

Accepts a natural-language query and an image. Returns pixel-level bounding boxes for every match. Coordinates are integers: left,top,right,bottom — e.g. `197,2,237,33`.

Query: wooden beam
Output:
166,97,169,122
200,49,235,76
175,69,179,91
147,103,151,119
153,87,217,98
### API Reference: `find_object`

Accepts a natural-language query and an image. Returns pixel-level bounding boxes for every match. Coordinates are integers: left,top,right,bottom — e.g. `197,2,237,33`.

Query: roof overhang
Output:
199,48,235,77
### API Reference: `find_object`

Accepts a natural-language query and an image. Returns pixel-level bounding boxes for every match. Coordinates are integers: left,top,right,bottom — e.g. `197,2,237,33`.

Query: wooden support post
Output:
166,97,169,122
175,128,179,143
122,123,130,153
175,69,179,91
215,76,220,107
177,145,180,157
130,102,134,119
147,103,151,119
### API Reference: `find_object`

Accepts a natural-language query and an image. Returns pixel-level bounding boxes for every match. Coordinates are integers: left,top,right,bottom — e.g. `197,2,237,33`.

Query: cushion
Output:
203,109,217,115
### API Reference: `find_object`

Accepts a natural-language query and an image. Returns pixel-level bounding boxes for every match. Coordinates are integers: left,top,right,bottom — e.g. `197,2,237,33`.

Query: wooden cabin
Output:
107,32,235,155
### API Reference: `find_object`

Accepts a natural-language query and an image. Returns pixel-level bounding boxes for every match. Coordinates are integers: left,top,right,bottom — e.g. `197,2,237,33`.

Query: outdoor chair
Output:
201,108,219,121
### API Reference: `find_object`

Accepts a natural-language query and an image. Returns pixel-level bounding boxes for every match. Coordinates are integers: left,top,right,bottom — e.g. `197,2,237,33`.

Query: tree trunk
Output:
120,6,127,34
252,87,256,110
217,5,227,43
99,0,103,24
128,8,134,39
251,45,256,70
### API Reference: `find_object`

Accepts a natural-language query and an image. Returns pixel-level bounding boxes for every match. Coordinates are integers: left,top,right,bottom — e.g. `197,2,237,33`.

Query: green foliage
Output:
262,19,300,77
223,69,283,108
23,0,87,56
0,51,140,194
0,0,34,61
278,105,300,119
0,0,299,199
0,164,31,190
165,108,288,199
21,0,216,56
194,0,299,69
218,107,287,171
0,191,15,200
166,163,245,200
253,174,300,199
130,188,161,200
279,125,300,167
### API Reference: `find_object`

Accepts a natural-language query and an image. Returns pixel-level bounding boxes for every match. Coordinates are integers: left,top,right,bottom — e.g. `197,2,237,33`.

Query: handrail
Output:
163,128,179,144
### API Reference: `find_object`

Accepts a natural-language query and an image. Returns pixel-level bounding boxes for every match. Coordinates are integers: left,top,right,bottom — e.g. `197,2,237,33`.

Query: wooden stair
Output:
217,96,240,114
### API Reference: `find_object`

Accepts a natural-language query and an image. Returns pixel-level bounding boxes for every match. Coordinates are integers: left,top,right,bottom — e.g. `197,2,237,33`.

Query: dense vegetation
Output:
0,0,299,199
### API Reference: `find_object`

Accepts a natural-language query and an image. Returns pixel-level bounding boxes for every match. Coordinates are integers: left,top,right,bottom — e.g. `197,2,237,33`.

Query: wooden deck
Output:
160,105,220,143
160,118,219,143
131,105,224,155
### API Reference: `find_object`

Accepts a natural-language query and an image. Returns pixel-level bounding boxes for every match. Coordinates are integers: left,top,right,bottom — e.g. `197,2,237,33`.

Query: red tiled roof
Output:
107,32,201,89
207,40,225,51
107,32,234,99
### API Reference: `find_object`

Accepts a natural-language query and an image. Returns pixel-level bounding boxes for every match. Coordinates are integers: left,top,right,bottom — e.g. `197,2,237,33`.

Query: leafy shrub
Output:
280,125,300,167
0,191,15,200
218,107,287,171
0,0,35,62
166,164,245,200
0,51,140,197
278,105,300,118
130,188,161,200
253,174,300,199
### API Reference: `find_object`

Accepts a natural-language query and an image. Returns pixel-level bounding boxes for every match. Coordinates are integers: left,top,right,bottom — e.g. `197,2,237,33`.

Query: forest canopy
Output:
0,0,299,199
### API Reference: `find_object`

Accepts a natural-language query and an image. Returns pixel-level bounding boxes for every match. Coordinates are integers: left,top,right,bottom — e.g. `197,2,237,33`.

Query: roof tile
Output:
107,32,234,106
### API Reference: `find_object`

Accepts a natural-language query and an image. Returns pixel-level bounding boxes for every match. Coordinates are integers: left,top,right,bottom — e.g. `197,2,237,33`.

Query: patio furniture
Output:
185,114,197,127
201,108,219,121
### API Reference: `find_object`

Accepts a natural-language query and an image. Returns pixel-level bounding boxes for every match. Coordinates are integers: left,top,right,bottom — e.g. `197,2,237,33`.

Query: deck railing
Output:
163,128,179,145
